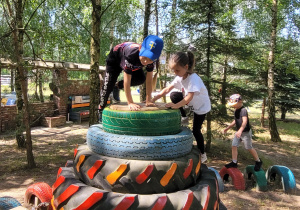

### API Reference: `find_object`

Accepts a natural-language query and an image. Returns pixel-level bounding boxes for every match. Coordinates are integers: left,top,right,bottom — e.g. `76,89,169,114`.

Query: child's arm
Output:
223,120,236,134
151,84,175,103
235,116,247,138
145,71,155,107
124,72,141,110
165,92,194,109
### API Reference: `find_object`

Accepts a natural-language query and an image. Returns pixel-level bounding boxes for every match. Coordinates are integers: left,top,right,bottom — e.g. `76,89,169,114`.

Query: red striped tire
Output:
51,163,219,210
72,145,201,194
24,182,53,210
219,167,246,191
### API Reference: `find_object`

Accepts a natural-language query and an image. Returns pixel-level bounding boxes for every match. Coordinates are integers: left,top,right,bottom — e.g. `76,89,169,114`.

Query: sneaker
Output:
201,153,207,163
225,161,238,168
254,159,263,171
181,117,189,126
113,86,120,102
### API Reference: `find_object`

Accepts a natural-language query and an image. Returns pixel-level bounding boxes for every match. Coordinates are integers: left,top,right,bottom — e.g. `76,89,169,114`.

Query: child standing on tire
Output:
99,35,164,117
151,51,211,163
223,94,262,171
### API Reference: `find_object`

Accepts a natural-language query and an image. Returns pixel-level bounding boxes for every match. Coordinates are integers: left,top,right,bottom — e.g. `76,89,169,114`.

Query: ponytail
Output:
169,51,195,74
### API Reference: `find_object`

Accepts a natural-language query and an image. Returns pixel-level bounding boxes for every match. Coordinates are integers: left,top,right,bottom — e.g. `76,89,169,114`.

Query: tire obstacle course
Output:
49,104,220,210
5,103,296,209
209,164,296,193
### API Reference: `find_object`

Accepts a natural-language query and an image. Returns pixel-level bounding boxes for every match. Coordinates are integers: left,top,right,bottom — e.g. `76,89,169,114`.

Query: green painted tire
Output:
102,107,181,136
245,165,268,192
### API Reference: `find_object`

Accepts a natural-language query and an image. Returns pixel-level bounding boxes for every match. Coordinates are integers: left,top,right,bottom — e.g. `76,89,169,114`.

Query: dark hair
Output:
169,51,195,74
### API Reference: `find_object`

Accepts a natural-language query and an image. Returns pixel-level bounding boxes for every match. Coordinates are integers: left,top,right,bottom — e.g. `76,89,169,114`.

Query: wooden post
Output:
0,67,2,132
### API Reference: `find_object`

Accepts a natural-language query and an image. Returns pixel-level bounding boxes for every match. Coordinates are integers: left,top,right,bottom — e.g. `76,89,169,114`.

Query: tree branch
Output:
24,0,47,30
100,0,116,19
57,0,94,39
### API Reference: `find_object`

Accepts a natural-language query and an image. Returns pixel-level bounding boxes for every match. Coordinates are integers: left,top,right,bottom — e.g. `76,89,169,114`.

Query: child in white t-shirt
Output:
151,51,211,163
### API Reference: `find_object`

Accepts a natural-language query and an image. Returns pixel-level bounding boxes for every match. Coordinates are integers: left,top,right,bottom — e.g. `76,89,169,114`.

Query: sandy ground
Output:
0,122,299,209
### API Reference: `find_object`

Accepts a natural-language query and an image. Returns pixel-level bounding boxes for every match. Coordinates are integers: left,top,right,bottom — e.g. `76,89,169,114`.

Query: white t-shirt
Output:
171,73,211,115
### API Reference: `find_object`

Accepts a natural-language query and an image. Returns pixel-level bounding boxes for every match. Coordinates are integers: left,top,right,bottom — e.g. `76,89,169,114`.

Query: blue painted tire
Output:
86,124,194,160
0,196,21,210
266,165,296,194
208,167,225,192
245,165,268,192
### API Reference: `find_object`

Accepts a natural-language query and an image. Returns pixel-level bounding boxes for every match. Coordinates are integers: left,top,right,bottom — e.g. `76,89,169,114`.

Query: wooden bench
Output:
69,96,90,123
68,95,113,123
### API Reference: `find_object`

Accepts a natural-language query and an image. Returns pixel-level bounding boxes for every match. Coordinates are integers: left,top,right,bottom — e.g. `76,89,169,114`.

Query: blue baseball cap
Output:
139,35,164,62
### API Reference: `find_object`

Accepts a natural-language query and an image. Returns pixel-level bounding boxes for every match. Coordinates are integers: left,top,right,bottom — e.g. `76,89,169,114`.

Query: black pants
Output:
170,92,206,154
99,65,146,110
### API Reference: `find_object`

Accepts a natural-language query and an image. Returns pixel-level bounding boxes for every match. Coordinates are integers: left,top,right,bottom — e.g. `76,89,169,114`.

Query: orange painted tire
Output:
52,164,218,210
24,182,53,210
71,145,201,194
219,167,245,190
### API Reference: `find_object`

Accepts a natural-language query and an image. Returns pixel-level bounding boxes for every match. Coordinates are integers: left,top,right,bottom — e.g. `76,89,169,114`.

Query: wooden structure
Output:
0,58,106,129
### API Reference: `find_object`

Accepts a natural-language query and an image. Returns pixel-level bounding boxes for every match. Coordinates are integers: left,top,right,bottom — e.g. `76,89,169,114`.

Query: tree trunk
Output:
89,0,101,126
34,70,39,100
260,97,266,127
205,3,213,152
140,0,152,103
220,59,228,115
15,70,26,148
280,106,286,120
109,19,115,50
10,0,36,167
38,71,44,102
267,0,281,142
10,69,14,92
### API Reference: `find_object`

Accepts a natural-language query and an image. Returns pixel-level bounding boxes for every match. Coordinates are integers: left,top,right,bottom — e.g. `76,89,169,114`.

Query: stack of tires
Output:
51,105,220,210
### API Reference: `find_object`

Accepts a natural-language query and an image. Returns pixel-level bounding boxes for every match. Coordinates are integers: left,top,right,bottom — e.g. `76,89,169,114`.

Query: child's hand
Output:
165,102,175,108
128,103,141,111
235,130,242,138
223,129,228,134
145,101,156,107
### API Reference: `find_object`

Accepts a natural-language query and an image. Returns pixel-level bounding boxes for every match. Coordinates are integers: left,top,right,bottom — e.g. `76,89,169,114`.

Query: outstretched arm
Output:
124,72,141,110
223,120,236,134
145,71,155,107
151,84,175,103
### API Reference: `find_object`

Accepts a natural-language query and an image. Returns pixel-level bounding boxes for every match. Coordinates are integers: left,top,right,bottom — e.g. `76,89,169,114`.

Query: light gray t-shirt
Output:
171,73,211,115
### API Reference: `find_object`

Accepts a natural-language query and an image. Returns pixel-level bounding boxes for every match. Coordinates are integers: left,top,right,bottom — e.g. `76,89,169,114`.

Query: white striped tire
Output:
86,124,194,160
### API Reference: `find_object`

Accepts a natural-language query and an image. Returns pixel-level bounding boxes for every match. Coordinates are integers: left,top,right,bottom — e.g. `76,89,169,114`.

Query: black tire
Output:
87,124,194,160
102,107,181,136
0,197,21,210
73,145,201,194
199,165,220,210
52,164,219,210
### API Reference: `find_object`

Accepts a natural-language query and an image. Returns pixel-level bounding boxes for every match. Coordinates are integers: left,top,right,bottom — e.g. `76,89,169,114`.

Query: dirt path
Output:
0,123,299,209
